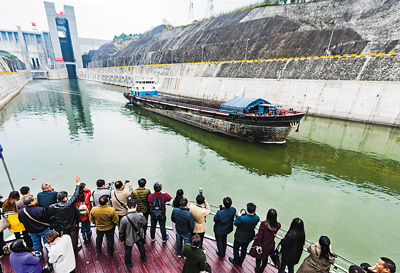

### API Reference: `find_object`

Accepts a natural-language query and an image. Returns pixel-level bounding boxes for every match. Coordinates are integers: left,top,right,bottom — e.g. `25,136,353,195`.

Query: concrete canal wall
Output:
0,72,32,111
78,62,400,127
82,0,400,127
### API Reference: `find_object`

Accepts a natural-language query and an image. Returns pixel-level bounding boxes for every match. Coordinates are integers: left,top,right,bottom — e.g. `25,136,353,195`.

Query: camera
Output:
106,182,115,189
199,188,203,196
219,205,223,211
125,180,129,184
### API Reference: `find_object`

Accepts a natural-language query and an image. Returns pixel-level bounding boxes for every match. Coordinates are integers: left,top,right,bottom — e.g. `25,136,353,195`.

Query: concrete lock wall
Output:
0,71,32,111
48,68,69,80
78,62,400,127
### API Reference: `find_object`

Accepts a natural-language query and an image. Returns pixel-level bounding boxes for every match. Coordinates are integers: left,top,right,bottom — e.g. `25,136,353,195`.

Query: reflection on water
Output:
0,79,94,140
0,79,399,265
125,104,400,197
62,80,94,139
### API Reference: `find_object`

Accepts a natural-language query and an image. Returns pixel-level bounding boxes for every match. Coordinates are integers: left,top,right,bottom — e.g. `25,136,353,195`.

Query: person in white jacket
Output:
45,230,76,273
189,194,211,248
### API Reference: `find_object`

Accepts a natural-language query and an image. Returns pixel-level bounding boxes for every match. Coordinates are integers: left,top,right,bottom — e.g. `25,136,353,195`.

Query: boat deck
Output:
1,226,279,273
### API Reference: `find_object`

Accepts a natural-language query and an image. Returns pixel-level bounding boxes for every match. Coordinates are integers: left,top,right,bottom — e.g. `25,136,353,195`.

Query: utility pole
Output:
188,0,194,23
0,144,14,191
201,45,205,62
206,0,214,18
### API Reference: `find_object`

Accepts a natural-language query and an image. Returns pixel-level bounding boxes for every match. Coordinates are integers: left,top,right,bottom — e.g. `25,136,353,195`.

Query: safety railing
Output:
178,201,357,273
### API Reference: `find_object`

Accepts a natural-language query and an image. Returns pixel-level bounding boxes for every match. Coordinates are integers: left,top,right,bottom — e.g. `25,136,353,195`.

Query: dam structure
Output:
79,0,400,127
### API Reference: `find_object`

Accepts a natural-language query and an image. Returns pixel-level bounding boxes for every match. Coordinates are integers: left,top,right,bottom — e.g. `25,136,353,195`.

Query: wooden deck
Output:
1,227,279,273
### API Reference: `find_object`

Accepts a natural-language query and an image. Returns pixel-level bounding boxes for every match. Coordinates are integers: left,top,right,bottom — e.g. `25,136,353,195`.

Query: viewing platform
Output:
0,226,278,273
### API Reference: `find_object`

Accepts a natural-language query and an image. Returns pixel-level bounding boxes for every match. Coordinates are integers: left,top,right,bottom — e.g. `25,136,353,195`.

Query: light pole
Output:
245,38,250,61
0,144,14,191
201,45,205,62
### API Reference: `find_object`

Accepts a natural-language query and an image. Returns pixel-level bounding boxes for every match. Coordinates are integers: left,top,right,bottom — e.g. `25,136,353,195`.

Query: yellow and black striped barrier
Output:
87,51,400,69
0,70,29,74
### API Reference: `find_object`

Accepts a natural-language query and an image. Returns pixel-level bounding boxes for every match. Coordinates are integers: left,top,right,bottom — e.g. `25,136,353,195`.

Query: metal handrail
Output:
9,195,355,272
170,200,356,273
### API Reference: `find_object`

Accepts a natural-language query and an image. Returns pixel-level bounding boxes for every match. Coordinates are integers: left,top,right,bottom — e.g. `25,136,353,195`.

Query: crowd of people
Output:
0,177,396,273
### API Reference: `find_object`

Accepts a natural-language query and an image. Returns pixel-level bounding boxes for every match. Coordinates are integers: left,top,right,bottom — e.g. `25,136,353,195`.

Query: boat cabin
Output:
258,104,281,115
130,80,158,97
220,97,280,115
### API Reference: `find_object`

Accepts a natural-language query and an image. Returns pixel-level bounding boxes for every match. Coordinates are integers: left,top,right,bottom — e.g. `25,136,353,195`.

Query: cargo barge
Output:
124,80,305,143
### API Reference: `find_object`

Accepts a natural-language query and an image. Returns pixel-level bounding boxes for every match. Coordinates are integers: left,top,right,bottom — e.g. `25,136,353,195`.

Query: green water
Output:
0,79,399,267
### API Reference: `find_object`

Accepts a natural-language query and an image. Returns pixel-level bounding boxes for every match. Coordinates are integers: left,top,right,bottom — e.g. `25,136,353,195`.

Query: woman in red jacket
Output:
249,208,281,273
75,183,92,241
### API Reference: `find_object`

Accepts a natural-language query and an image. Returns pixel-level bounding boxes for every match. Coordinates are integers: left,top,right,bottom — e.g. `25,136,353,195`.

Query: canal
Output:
0,79,399,267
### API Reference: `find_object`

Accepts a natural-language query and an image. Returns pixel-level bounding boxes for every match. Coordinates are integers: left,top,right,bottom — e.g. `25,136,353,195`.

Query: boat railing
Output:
177,201,357,273
141,95,222,113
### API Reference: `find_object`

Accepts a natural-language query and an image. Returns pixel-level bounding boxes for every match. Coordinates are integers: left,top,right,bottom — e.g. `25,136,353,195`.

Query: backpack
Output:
150,193,164,219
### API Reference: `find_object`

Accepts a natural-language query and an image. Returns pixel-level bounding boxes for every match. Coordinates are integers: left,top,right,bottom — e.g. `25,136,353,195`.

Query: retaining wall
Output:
78,63,400,127
48,68,68,80
0,71,32,111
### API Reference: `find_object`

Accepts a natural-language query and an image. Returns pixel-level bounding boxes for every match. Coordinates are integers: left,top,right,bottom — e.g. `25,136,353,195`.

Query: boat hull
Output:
124,93,305,143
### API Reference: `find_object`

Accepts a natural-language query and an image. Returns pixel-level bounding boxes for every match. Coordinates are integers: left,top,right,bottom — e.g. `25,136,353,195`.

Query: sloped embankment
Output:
91,0,400,81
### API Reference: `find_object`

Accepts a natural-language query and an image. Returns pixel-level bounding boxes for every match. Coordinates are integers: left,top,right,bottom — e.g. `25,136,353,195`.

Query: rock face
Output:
90,0,400,81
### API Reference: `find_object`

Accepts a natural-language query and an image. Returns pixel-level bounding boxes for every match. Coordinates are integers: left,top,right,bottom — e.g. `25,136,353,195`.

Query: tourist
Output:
45,230,76,273
90,195,119,255
229,202,260,266
119,198,147,266
182,234,211,273
92,179,111,206
2,191,33,249
171,198,194,258
366,258,396,273
48,176,81,253
130,178,151,238
75,182,92,241
15,186,30,211
297,235,336,273
37,183,58,231
213,197,236,258
349,265,366,273
37,183,58,209
9,239,42,273
278,218,306,273
189,193,211,248
249,208,281,272
17,195,51,258
171,189,184,234
147,182,171,242
111,180,133,224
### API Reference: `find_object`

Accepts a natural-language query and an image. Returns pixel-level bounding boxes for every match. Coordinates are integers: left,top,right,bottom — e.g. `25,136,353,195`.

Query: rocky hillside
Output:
90,0,400,80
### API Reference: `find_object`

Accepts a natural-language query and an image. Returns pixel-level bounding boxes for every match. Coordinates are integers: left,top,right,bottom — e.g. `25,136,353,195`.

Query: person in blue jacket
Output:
213,197,236,258
229,202,260,266
171,198,194,258
10,239,42,273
